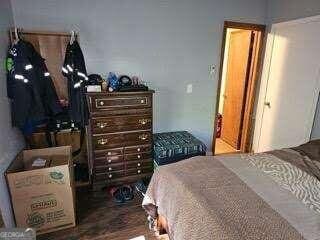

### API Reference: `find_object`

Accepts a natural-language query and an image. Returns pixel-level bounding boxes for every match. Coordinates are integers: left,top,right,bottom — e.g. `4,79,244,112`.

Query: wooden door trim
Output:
240,31,262,152
238,31,256,150
212,21,266,154
224,21,266,31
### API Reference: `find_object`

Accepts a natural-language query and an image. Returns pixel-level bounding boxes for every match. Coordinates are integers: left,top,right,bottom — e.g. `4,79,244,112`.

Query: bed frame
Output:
152,214,169,240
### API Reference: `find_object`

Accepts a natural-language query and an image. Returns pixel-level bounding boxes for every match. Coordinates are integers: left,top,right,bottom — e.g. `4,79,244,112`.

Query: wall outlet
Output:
187,84,193,93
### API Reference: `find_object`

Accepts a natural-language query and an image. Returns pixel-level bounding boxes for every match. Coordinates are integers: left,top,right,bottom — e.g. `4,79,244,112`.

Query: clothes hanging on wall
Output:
6,39,62,135
62,39,88,128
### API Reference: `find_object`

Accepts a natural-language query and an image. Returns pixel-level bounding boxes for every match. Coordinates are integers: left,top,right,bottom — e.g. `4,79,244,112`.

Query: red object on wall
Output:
216,114,222,138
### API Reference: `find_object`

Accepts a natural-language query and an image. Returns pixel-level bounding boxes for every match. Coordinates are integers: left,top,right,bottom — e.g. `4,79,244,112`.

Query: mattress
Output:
143,141,320,240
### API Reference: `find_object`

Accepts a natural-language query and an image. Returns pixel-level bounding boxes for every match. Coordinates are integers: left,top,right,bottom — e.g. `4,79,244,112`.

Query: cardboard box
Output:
6,146,76,235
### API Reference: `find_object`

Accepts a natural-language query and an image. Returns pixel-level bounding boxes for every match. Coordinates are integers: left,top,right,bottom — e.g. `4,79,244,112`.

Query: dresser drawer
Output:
124,131,152,146
94,155,123,167
95,148,123,158
93,133,124,150
93,131,152,150
94,170,125,181
126,166,153,177
126,160,153,169
89,94,152,113
124,145,152,154
125,152,152,161
94,148,123,166
94,162,125,173
91,115,152,134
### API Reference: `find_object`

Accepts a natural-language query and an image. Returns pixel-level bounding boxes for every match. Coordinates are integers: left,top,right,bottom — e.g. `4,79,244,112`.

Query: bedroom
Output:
0,0,320,239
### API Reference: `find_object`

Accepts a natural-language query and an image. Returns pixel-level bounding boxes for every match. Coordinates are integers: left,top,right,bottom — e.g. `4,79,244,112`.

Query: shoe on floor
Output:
121,185,134,201
110,187,125,204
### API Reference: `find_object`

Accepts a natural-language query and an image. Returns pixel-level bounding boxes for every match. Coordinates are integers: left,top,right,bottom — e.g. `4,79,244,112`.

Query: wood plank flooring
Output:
39,187,156,240
215,138,238,155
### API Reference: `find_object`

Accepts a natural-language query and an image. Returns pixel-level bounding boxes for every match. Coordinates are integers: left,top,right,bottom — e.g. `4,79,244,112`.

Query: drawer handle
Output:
137,170,141,174
98,138,108,145
137,148,141,152
109,174,113,178
140,99,145,104
107,152,112,156
97,122,108,128
139,134,148,140
99,101,105,106
108,159,112,163
137,155,141,159
108,167,112,171
137,163,141,167
138,119,151,125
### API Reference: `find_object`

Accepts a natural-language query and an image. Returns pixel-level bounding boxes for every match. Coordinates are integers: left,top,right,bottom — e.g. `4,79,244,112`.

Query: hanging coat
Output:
6,40,61,134
24,41,61,116
62,40,88,128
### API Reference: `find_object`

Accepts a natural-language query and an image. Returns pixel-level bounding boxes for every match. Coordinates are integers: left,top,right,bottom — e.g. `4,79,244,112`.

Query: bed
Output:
142,140,320,240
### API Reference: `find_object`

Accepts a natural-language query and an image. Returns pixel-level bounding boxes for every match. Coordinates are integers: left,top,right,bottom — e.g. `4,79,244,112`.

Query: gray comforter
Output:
143,148,320,240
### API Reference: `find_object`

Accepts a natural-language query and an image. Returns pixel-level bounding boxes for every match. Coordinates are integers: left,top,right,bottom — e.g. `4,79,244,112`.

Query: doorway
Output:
213,21,265,155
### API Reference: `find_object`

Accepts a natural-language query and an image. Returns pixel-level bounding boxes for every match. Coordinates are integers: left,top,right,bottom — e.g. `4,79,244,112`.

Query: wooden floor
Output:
39,187,156,240
215,138,237,155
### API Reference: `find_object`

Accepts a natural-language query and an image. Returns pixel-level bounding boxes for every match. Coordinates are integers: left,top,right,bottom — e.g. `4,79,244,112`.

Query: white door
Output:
253,16,320,152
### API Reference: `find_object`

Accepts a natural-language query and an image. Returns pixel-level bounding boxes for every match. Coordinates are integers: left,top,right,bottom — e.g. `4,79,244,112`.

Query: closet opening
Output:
212,21,265,155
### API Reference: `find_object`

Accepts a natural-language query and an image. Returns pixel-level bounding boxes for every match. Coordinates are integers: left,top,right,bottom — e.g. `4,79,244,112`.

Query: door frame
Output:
212,21,266,154
252,15,320,152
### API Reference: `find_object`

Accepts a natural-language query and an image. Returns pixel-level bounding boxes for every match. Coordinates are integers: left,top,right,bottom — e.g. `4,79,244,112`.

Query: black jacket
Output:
6,40,61,131
62,40,88,128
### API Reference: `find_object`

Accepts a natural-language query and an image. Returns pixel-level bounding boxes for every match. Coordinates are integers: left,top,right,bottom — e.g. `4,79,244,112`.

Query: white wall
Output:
266,0,320,140
267,0,320,23
0,0,25,227
10,0,267,149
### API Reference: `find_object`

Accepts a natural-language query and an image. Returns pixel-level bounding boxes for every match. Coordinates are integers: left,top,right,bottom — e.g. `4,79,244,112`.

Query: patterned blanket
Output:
143,149,320,240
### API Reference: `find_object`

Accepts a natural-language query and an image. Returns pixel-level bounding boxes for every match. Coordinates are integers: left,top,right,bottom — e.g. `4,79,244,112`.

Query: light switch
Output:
209,65,216,75
187,84,193,93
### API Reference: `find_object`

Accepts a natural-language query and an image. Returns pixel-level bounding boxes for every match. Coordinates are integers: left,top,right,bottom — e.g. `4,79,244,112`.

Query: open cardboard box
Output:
5,146,76,235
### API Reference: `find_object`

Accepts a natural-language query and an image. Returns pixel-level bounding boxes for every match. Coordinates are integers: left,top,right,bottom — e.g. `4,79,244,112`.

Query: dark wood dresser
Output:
86,91,154,190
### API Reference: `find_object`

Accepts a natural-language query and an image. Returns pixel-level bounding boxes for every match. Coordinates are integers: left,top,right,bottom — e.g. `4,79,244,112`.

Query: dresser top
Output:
86,90,155,96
